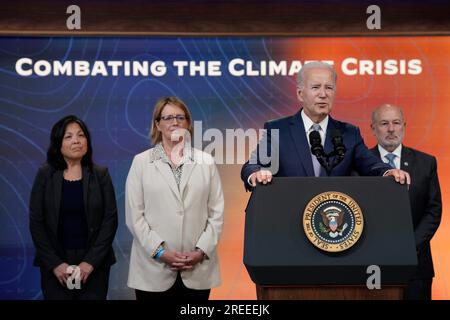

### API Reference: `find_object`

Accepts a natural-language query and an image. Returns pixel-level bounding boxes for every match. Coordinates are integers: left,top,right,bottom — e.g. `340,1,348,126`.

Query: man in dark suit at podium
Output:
241,61,410,191
370,103,442,300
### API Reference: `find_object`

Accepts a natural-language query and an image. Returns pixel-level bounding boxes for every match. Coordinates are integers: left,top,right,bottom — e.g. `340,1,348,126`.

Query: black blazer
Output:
371,146,442,279
29,164,118,272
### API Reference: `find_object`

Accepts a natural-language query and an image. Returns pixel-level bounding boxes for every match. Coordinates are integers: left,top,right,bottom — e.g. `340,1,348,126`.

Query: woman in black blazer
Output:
29,115,118,300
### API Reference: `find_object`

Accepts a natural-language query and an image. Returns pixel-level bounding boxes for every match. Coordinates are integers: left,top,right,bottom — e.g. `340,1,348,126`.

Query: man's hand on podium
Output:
249,169,273,187
383,168,411,186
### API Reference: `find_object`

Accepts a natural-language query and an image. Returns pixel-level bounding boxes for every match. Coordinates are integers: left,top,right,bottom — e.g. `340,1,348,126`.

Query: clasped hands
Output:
159,249,205,271
53,261,94,287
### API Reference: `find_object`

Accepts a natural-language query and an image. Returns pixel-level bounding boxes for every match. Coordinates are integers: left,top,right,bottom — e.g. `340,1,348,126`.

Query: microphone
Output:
309,130,330,175
309,130,325,158
331,129,346,159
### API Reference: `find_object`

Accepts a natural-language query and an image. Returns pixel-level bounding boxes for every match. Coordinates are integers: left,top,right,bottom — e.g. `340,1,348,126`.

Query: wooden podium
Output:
244,177,417,300
256,285,404,300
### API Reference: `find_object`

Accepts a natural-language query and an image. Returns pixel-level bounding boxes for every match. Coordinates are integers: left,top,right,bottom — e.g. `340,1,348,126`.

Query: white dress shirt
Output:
301,109,329,146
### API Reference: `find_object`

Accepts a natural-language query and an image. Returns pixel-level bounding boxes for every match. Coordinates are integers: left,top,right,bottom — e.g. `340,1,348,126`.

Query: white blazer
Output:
125,147,224,291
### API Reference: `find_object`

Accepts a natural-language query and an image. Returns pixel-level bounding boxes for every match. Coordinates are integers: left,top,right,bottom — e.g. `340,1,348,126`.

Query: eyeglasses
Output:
159,114,187,122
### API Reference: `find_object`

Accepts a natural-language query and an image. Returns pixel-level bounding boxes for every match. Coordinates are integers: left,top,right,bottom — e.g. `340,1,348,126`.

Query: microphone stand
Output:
309,130,346,176
314,148,346,176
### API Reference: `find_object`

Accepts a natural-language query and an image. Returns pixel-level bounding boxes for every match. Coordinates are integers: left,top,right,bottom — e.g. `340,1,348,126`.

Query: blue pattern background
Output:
0,37,297,299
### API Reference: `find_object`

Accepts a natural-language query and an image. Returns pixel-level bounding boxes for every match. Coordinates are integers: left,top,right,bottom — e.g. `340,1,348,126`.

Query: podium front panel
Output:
244,177,417,285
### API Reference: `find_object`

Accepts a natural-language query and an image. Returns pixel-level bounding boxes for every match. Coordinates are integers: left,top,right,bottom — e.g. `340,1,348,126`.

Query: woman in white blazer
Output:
125,96,224,300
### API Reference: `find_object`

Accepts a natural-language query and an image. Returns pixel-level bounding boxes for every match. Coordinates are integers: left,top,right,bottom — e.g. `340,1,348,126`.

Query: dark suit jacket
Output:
241,110,391,190
370,145,442,279
29,164,118,272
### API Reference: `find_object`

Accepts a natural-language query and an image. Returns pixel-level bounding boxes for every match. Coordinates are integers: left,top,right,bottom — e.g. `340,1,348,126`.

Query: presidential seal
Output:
302,191,364,253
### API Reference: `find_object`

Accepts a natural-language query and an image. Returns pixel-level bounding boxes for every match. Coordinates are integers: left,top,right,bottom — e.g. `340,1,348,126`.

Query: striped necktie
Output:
310,124,322,177
385,153,397,169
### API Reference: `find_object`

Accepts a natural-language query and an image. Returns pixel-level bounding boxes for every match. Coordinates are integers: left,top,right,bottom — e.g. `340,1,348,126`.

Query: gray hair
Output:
371,104,405,124
297,61,337,89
